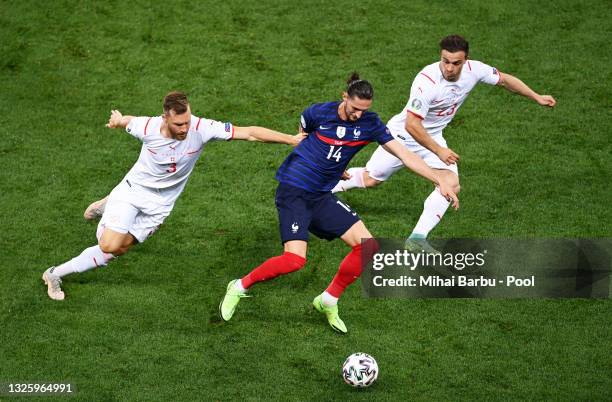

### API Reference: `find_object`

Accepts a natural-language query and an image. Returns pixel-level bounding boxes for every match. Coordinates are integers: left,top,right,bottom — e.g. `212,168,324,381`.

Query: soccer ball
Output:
342,352,379,387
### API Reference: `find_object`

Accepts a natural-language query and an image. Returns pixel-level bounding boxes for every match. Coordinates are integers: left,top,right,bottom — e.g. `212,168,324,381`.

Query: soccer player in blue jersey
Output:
219,73,459,333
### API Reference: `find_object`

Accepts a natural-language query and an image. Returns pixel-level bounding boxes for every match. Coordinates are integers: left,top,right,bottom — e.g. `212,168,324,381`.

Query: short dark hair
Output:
346,72,374,100
439,35,469,56
163,91,189,114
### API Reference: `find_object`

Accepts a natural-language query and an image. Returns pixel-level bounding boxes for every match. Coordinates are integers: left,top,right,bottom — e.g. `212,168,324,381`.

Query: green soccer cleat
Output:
404,237,441,255
219,279,250,322
312,295,347,334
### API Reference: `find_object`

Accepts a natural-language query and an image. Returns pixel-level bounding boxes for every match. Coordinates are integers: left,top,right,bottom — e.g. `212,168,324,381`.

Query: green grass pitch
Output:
1,0,611,400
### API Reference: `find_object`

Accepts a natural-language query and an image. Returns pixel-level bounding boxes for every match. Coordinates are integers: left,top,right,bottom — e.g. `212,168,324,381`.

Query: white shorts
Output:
365,136,458,181
99,180,174,243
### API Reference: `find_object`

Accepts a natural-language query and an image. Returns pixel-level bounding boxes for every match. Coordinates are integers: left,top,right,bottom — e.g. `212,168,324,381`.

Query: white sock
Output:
331,167,366,193
234,279,247,293
52,245,115,278
411,188,451,238
321,291,338,307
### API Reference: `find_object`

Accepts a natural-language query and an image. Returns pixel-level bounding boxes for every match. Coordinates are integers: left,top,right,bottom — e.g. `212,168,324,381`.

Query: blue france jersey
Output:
276,101,394,192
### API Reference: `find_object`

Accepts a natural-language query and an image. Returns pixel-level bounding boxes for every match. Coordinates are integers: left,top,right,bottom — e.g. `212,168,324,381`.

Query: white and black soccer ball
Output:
342,352,379,387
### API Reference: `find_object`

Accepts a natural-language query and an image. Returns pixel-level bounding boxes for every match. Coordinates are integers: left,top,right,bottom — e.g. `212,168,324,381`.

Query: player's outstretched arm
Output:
233,126,306,146
105,110,135,129
382,139,459,209
498,73,557,107
405,112,459,165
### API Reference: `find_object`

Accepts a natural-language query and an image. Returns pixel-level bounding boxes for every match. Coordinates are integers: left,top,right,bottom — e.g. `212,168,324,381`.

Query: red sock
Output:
241,252,306,289
326,239,379,298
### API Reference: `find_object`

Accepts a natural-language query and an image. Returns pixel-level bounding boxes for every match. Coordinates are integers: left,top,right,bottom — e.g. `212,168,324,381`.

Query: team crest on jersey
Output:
353,129,361,139
336,126,346,139
291,222,299,234
411,98,422,110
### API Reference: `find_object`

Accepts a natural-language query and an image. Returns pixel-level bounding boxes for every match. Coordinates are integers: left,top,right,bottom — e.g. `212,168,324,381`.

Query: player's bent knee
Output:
99,229,135,256
98,242,119,255
281,252,307,274
341,221,373,248
99,238,127,256
363,175,383,188
115,246,132,256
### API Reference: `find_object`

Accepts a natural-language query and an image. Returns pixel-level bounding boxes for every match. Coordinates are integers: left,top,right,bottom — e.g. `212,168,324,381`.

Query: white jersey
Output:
122,115,233,204
386,60,501,144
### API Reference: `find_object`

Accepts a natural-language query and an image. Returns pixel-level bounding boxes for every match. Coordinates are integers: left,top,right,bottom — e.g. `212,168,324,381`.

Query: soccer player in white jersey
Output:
42,91,304,301
332,35,556,251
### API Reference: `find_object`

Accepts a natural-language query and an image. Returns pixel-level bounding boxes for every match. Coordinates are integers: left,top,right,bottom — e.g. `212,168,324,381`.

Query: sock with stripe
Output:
411,188,451,238
51,245,115,278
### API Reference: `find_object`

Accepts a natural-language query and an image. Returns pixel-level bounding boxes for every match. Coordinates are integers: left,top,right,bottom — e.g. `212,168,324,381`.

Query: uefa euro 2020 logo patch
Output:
411,98,422,110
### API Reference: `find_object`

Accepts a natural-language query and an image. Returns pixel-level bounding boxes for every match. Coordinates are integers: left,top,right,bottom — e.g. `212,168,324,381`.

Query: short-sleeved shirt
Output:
276,101,394,192
386,60,501,143
123,115,233,204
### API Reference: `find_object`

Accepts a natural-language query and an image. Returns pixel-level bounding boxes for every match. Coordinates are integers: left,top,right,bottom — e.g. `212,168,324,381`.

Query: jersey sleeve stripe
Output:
315,132,370,147
420,72,436,85
196,117,202,131
147,148,157,155
467,61,472,71
144,117,152,136
407,110,424,120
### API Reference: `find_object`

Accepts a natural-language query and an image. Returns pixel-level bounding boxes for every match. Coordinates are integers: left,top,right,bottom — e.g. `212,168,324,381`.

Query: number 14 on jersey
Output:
327,146,342,162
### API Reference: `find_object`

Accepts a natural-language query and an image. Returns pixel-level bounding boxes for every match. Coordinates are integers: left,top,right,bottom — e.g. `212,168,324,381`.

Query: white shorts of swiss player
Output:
98,180,174,243
365,135,458,182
